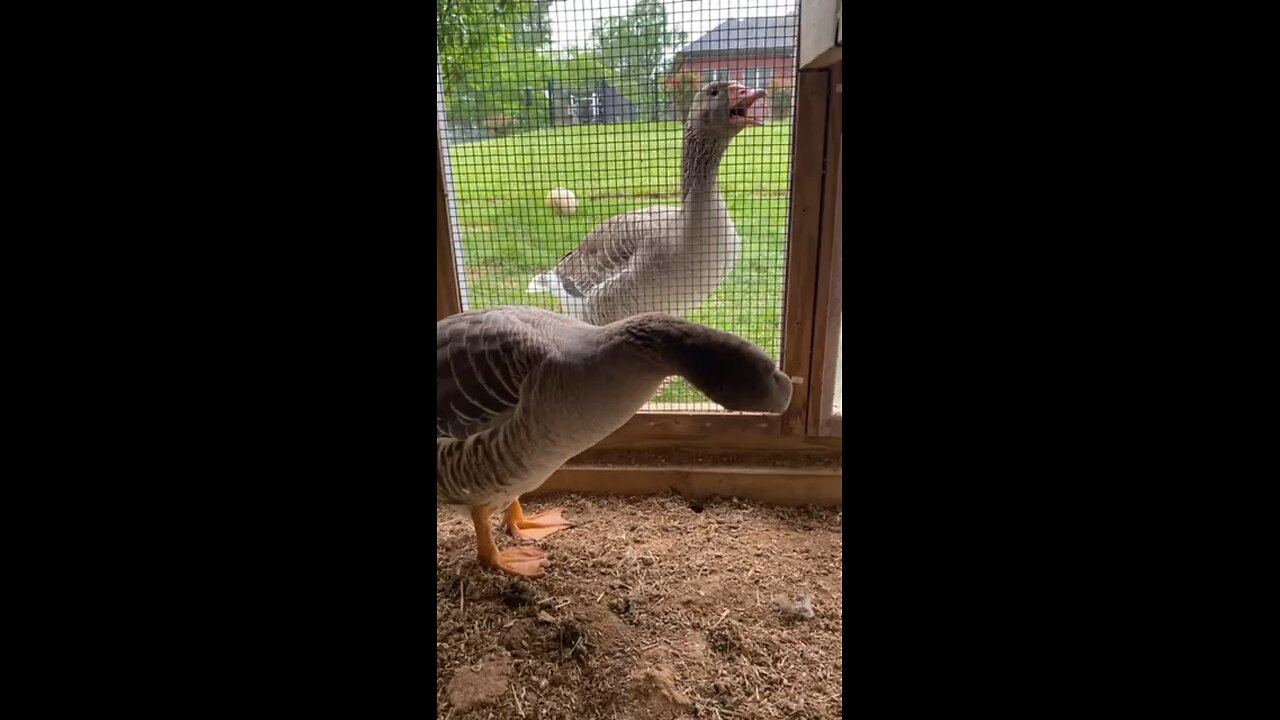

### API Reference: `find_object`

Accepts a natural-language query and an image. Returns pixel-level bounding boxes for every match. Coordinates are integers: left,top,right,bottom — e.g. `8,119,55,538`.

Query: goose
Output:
437,306,793,578
527,81,767,325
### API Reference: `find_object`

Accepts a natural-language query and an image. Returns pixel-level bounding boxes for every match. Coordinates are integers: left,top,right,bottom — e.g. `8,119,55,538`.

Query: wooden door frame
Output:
806,63,842,438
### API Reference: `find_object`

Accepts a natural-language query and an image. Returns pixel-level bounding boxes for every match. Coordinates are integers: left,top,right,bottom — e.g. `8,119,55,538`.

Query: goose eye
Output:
709,89,718,97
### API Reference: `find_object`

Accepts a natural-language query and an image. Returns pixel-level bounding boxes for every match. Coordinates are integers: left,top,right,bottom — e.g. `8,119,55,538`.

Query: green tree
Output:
439,0,554,130
590,0,686,114
664,70,701,121
513,0,554,49
437,0,534,86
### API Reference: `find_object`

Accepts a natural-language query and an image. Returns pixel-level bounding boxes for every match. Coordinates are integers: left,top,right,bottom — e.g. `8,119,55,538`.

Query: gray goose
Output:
527,81,767,325
437,306,792,578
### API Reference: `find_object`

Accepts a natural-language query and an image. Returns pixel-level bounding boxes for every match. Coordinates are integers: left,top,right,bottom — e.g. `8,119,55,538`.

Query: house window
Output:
703,68,731,83
746,67,772,88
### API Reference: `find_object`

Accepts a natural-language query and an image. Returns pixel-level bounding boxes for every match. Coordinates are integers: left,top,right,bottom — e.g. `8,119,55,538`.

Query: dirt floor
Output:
436,493,843,719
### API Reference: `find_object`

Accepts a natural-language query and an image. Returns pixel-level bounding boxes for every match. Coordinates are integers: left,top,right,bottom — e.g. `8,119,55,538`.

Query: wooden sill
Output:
611,412,780,437
531,463,842,508
588,427,842,453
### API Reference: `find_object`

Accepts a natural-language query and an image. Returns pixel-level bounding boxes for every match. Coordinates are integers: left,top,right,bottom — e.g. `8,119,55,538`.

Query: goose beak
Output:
727,84,767,127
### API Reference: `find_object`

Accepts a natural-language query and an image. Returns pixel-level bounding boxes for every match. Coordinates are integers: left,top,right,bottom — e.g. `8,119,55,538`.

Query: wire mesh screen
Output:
437,0,799,411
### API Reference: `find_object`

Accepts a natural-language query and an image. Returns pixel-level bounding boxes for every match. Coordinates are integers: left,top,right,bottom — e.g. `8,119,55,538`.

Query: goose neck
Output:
681,129,731,201
603,313,704,377
603,313,791,414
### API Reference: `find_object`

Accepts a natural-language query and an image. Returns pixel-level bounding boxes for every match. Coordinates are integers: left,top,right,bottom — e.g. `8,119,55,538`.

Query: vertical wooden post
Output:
780,69,831,435
807,62,843,436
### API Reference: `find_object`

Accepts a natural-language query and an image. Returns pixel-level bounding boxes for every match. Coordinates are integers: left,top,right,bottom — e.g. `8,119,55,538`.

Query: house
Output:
554,81,639,125
671,15,799,118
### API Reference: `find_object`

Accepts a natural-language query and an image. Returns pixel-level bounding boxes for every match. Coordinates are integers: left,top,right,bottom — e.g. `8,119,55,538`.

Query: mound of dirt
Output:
619,665,693,720
446,651,513,712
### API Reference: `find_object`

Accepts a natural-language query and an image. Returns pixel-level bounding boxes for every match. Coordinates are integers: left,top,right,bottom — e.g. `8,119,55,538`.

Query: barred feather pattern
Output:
436,308,793,512
436,308,667,511
530,122,741,326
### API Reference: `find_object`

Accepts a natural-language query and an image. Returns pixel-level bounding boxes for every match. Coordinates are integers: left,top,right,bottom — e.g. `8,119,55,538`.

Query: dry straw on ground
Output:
437,493,842,719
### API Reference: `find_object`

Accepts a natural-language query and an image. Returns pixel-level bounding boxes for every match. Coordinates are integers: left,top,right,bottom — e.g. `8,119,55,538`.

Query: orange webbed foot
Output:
503,502,574,542
509,507,574,541
482,546,548,578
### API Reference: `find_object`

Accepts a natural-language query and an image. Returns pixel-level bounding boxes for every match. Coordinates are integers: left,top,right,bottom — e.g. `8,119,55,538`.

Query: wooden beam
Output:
568,445,841,467
435,121,461,320
608,412,781,438
531,465,842,507
584,412,837,453
807,62,843,437
588,432,841,453
780,69,831,435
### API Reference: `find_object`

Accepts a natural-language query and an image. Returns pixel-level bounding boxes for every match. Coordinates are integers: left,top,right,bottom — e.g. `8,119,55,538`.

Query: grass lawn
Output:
445,121,794,406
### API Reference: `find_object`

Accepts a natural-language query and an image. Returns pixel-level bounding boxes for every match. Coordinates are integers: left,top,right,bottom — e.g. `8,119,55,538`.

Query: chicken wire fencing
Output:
437,0,799,411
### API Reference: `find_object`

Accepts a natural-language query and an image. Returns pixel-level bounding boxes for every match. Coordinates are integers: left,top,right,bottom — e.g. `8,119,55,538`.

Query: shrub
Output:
769,82,793,120
481,113,516,137
664,71,701,122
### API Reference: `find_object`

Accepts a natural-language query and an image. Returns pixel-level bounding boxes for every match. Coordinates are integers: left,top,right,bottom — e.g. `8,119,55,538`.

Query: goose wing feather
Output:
436,308,558,440
552,206,679,297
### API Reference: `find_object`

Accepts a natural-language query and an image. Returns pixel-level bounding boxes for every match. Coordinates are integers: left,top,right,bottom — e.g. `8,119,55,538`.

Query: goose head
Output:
667,328,793,413
687,81,768,137
615,314,794,413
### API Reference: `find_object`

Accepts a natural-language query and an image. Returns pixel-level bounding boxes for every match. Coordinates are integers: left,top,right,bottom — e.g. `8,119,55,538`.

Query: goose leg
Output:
471,505,547,578
503,500,574,542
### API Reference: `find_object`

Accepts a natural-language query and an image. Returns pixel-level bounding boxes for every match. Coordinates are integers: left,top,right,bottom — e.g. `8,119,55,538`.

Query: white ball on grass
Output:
546,187,578,216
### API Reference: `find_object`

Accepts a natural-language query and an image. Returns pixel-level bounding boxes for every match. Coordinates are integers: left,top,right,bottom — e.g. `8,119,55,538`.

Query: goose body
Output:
528,82,767,325
437,306,792,577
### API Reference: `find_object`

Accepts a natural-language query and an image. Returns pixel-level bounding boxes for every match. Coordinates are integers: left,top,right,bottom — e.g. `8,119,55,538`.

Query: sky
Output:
548,0,791,50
